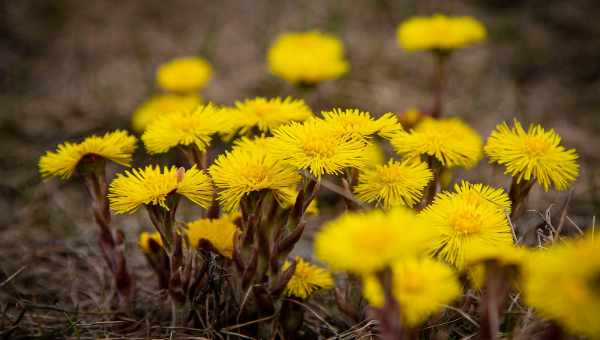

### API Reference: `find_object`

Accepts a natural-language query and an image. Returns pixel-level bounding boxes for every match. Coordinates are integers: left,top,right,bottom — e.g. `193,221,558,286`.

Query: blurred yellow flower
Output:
363,142,386,167
131,94,201,133
315,207,433,274
268,30,349,84
397,14,486,52
420,183,513,269
484,119,579,191
156,57,212,93
230,97,313,134
391,117,482,169
354,159,433,208
187,214,238,258
209,138,300,211
108,165,213,214
398,107,423,127
39,130,137,179
142,103,226,154
363,257,461,326
138,231,163,253
523,233,600,338
270,119,367,179
321,109,402,140
284,257,334,299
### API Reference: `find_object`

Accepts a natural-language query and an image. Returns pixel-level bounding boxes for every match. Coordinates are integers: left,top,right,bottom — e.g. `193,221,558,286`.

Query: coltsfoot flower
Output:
523,233,600,338
132,94,201,133
484,119,579,191
229,97,313,134
209,138,300,211
354,160,433,208
108,165,213,214
267,31,349,84
156,57,212,93
363,257,461,326
315,207,433,274
397,14,486,52
270,119,368,179
139,231,164,253
142,103,226,154
321,109,402,140
420,183,513,269
284,257,334,299
187,214,239,258
391,117,482,169
39,130,137,179
451,180,512,213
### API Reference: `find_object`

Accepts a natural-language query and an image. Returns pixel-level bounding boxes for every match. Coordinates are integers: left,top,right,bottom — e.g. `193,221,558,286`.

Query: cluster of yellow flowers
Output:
37,13,596,339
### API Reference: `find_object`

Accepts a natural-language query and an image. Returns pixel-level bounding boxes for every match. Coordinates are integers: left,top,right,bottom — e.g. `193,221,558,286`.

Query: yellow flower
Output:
209,138,301,211
187,214,239,258
450,180,512,213
397,14,486,52
391,117,482,168
315,207,433,274
321,109,402,140
138,231,164,253
420,184,514,269
156,57,212,93
523,233,600,338
464,243,528,289
230,97,313,134
267,30,349,84
484,119,579,191
398,107,423,127
354,160,433,208
284,257,334,299
363,142,386,167
363,257,461,327
142,103,226,154
108,165,213,214
39,130,137,179
131,94,201,133
270,119,368,179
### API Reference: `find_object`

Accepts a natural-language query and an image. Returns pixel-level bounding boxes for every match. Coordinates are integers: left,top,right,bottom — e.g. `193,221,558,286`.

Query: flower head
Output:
39,130,137,179
364,142,386,167
354,160,433,208
397,14,486,52
230,97,313,134
132,94,201,133
484,120,579,191
267,30,349,84
142,103,226,154
108,165,213,214
452,180,512,213
210,138,300,211
321,109,402,140
187,214,239,258
523,233,600,338
315,207,433,274
284,257,334,299
363,257,461,326
139,231,164,253
270,119,368,179
391,117,482,168
420,183,513,269
156,57,212,93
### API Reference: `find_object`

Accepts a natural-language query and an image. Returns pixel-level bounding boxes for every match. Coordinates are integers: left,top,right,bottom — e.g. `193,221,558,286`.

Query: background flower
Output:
156,57,212,93
283,257,333,299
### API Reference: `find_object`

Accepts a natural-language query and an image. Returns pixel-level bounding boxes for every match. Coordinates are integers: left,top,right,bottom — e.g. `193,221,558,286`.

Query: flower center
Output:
524,137,550,156
452,211,482,234
401,271,423,293
302,140,335,158
243,165,269,185
379,167,404,184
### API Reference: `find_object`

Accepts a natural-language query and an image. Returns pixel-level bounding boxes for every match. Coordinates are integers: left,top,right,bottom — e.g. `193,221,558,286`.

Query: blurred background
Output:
1,0,599,326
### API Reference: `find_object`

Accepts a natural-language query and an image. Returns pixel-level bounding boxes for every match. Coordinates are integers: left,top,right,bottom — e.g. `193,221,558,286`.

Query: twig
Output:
0,266,27,288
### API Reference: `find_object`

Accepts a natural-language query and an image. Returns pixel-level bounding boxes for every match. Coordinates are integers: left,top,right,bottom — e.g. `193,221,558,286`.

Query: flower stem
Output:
431,51,449,119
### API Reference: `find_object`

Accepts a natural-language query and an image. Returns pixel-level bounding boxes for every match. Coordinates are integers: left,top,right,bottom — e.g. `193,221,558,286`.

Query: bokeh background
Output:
1,0,599,334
